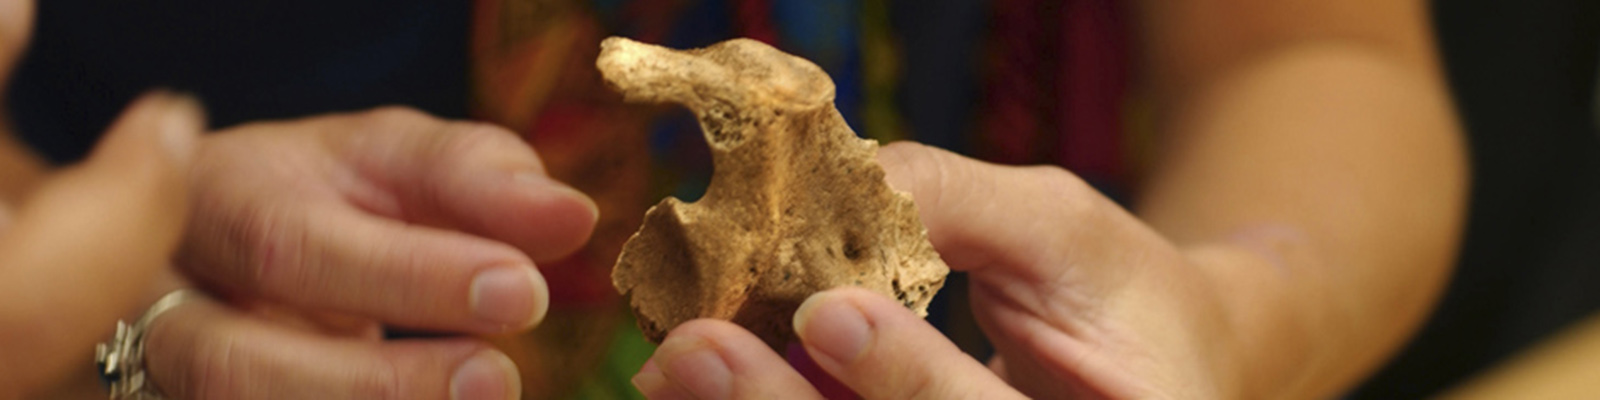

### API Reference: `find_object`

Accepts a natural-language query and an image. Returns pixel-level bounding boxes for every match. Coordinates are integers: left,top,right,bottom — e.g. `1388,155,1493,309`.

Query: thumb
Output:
0,91,202,394
793,287,1026,399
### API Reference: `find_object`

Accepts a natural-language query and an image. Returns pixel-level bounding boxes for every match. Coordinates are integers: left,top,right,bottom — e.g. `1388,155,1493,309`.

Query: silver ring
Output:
96,289,199,400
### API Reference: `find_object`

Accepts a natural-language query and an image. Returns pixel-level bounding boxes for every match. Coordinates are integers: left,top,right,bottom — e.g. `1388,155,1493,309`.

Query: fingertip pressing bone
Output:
603,37,949,349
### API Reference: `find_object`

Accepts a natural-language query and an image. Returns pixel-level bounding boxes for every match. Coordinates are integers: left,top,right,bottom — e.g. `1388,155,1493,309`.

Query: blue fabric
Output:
773,0,861,132
7,0,469,164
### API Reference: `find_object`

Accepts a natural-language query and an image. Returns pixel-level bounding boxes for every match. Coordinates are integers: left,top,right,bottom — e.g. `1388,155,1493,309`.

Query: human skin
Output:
1,3,599,396
636,0,1466,398
0,0,209,396
140,108,599,399
0,92,201,399
1,104,599,399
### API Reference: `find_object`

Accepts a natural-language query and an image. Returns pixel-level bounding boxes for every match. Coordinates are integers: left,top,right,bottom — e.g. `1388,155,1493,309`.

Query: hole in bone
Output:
842,230,864,261
701,102,749,147
652,108,713,202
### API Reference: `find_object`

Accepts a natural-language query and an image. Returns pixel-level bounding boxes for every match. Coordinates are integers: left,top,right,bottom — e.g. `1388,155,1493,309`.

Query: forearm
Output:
1134,43,1466,397
1442,312,1600,399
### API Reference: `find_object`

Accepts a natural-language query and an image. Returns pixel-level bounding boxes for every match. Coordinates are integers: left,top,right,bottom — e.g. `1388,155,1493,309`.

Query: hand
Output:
0,0,29,81
0,92,201,397
142,107,598,399
633,142,1234,399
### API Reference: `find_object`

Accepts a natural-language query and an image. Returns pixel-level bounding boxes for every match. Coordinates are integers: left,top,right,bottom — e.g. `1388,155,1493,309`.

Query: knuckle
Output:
881,142,940,177
143,312,200,398
898,365,986,400
1021,164,1090,196
417,122,537,186
895,366,942,400
351,354,405,400
1018,165,1100,217
881,142,952,206
435,122,524,159
347,106,439,137
190,331,247,399
361,106,430,124
214,200,304,294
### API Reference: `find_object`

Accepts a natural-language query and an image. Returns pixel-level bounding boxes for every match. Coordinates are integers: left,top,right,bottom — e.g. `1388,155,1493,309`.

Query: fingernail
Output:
451,350,521,400
469,265,548,329
515,173,600,223
159,92,204,164
657,336,732,400
794,292,871,365
630,360,675,398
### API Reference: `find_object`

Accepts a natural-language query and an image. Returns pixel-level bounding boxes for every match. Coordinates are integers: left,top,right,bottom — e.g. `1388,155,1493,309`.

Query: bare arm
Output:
1442,313,1600,399
1134,0,1467,397
625,4,1466,398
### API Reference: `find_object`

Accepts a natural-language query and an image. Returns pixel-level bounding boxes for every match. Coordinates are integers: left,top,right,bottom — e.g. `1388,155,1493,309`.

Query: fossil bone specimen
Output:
601,37,949,349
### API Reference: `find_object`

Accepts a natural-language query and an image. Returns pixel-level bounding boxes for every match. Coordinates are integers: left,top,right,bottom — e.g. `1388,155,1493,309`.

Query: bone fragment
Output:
601,37,949,349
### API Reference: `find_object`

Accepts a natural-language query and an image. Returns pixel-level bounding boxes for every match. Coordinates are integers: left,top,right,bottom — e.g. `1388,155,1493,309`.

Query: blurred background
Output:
7,0,1598,398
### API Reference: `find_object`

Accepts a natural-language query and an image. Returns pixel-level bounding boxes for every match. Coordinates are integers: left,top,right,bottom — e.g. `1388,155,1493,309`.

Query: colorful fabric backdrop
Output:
469,0,1135,397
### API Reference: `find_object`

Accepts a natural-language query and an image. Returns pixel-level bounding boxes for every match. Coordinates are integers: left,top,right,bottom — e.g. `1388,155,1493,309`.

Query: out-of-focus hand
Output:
0,0,30,81
142,107,598,399
0,92,202,397
633,142,1233,399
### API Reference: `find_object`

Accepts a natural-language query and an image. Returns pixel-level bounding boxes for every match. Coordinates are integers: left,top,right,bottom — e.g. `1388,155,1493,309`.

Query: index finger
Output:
877,142,1112,276
322,108,599,263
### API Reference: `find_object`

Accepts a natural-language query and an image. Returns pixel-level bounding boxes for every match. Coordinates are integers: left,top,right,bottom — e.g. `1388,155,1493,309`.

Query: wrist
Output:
1178,232,1330,399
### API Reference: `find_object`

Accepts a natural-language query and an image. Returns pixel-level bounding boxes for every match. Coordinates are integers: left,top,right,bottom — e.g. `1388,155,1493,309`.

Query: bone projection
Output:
601,37,948,349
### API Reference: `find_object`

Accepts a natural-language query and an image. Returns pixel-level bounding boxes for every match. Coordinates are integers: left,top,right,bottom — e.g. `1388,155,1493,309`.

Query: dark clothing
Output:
6,0,468,164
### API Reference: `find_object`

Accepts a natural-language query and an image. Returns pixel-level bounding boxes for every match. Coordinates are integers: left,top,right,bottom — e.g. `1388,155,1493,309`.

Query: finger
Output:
145,296,520,400
326,107,599,263
0,0,31,80
0,91,201,392
877,141,1143,283
185,199,549,334
794,287,1026,399
646,319,825,400
988,356,1010,382
631,361,696,400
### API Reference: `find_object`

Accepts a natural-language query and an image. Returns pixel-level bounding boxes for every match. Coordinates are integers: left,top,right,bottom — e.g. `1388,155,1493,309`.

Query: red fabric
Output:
732,0,782,45
1057,0,1128,184
981,0,1129,189
981,0,1055,165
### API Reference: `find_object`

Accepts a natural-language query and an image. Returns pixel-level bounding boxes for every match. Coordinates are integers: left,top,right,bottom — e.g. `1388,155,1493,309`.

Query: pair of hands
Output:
4,15,598,392
3,2,1225,397
57,111,1226,399
2,0,595,397
0,95,1225,400
146,107,599,399
0,92,201,395
0,96,598,398
634,143,1235,399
